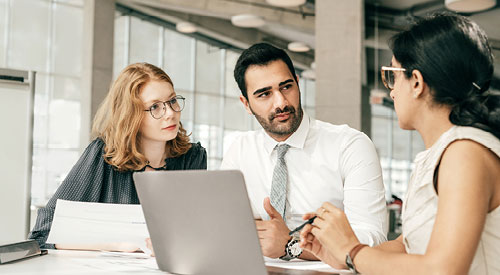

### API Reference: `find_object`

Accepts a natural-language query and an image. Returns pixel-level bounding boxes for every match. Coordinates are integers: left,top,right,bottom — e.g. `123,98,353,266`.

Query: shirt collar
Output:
262,111,310,155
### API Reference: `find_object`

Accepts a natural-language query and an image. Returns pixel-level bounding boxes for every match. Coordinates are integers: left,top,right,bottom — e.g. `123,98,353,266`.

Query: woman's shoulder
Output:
432,126,500,161
442,139,499,168
187,142,206,155
168,142,207,170
183,142,207,162
85,137,106,153
71,138,109,171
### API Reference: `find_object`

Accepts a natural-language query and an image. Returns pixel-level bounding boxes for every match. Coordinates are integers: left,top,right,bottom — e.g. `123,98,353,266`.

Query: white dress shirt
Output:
220,112,388,246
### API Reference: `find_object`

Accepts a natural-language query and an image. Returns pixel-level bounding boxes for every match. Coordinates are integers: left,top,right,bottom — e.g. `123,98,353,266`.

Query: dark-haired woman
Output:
299,13,500,274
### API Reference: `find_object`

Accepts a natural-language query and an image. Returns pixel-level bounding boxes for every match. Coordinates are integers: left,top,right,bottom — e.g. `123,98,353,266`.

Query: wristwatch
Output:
279,233,302,261
345,243,368,274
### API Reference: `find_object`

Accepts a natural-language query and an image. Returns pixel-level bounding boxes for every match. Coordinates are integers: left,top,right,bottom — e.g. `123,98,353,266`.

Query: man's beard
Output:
250,103,303,138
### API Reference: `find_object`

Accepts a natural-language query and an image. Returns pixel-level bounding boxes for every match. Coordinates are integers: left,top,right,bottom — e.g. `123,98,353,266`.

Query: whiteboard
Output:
0,70,35,245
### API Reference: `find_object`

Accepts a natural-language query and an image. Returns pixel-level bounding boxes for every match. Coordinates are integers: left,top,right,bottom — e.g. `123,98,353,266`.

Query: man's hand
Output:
255,197,291,258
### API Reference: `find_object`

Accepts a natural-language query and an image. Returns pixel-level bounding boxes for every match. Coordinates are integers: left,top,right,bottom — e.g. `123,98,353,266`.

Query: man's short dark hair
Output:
234,43,297,99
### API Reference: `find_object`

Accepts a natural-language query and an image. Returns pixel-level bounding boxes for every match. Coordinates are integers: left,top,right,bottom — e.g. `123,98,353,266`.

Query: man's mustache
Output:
269,106,295,120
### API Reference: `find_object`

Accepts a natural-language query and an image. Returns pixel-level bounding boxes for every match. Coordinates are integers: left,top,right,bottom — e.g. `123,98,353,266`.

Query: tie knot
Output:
275,144,290,159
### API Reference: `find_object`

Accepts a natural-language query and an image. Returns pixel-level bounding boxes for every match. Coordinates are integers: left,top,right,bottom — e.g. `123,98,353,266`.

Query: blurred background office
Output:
0,0,499,240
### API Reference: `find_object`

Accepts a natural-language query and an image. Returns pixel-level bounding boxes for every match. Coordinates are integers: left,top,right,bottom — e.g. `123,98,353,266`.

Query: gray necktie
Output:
270,144,290,222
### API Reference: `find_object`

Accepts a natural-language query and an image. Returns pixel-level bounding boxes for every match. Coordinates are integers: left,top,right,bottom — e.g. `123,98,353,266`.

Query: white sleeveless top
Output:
401,126,500,274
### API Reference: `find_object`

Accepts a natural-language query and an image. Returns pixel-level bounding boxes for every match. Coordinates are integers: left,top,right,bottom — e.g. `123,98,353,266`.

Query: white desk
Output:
0,250,348,274
0,250,162,274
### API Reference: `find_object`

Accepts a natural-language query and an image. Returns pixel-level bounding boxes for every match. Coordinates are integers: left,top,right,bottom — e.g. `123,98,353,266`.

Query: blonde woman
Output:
299,14,500,274
29,63,207,250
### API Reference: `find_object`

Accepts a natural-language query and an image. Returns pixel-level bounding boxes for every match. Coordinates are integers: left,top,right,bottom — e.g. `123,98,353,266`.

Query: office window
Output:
195,41,221,95
53,2,83,77
225,50,240,98
371,104,425,200
300,77,316,118
129,16,161,66
113,13,128,80
0,0,84,206
223,97,250,131
164,28,194,92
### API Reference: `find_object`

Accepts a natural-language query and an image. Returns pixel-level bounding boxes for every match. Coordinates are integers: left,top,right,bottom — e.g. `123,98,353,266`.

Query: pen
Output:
288,216,317,236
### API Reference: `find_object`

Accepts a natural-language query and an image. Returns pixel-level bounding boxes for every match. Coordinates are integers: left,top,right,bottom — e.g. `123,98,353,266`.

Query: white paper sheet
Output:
70,252,161,273
46,199,149,247
264,256,352,273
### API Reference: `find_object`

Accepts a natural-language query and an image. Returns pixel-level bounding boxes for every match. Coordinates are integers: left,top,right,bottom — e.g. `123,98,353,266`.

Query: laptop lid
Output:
134,170,267,275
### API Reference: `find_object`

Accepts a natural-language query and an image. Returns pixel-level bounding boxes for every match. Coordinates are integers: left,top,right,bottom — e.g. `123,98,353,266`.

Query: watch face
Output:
289,241,302,257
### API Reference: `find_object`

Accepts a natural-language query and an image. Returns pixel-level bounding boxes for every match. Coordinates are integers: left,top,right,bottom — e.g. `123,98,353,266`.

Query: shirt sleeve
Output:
28,139,108,249
339,131,388,246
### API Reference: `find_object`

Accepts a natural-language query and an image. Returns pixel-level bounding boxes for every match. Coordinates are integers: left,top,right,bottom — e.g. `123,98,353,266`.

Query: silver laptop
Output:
133,170,268,275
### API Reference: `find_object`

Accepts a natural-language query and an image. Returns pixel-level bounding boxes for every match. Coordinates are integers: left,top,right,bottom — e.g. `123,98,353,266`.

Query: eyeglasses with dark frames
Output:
144,95,185,119
381,66,406,90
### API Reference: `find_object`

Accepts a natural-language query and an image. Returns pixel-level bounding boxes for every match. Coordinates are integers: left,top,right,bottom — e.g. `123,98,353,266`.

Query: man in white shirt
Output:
221,43,387,262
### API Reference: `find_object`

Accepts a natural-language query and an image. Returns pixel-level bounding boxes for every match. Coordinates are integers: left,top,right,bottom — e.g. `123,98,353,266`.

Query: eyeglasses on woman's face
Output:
144,95,185,119
381,66,406,90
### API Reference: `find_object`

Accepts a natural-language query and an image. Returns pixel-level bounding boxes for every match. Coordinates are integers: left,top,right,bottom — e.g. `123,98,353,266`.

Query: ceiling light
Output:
445,0,496,12
231,14,265,28
287,41,310,52
266,0,306,7
176,22,197,33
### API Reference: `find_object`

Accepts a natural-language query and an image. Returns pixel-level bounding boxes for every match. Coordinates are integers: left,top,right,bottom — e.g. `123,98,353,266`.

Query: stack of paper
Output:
47,199,149,248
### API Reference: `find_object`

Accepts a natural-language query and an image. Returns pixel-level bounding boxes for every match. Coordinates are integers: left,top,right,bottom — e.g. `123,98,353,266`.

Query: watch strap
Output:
279,254,294,261
346,243,368,274
350,243,367,260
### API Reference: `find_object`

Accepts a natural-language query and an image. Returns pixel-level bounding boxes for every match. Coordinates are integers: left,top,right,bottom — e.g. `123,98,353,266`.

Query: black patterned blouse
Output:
28,138,207,249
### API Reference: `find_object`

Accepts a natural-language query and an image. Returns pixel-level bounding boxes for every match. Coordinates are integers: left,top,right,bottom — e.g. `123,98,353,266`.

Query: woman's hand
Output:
300,202,360,268
299,215,344,268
